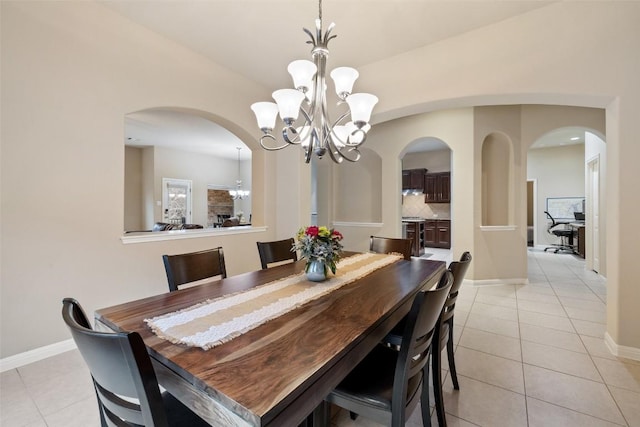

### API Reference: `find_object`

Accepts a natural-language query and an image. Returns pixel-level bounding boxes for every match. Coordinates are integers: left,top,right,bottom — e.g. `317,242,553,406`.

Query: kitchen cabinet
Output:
424,172,450,203
424,219,451,249
403,220,425,257
402,168,427,193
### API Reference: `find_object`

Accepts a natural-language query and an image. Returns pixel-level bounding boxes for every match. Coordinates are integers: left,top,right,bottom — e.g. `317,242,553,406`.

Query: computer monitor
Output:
574,212,585,221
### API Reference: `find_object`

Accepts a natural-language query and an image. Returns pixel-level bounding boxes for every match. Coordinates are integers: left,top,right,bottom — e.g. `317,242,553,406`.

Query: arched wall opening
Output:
123,107,256,232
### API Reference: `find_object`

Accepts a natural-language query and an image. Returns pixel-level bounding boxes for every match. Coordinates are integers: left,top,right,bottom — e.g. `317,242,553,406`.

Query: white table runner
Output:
145,252,402,350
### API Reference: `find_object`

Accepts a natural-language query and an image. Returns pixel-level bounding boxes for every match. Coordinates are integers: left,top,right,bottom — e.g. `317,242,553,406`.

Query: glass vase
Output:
305,259,327,282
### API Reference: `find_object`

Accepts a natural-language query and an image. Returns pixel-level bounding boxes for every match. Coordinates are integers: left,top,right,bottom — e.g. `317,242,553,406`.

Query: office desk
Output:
570,222,586,258
95,254,445,426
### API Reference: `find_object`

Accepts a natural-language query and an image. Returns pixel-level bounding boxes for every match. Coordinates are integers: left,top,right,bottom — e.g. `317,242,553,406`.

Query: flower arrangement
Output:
294,225,344,274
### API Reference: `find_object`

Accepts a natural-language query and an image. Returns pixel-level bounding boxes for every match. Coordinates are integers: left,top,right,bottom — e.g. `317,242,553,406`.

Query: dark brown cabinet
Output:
402,168,427,193
424,172,450,203
404,220,425,257
424,219,451,249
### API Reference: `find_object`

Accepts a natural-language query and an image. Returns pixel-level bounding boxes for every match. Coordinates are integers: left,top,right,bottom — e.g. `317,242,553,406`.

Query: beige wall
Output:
402,149,451,172
0,1,278,358
2,1,640,359
334,149,382,223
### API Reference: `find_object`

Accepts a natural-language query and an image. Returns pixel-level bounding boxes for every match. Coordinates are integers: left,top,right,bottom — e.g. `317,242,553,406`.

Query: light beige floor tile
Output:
565,306,607,323
0,369,44,427
527,397,624,427
523,364,626,425
515,290,560,304
453,347,524,393
552,287,600,300
475,285,518,299
592,357,640,393
465,313,520,338
522,341,601,381
517,299,567,316
518,310,574,333
458,328,522,361
609,386,640,427
430,411,480,426
453,309,469,326
581,335,619,361
442,375,527,427
43,396,101,427
572,319,607,338
558,296,606,312
520,323,586,353
474,293,518,308
470,302,518,321
17,350,95,416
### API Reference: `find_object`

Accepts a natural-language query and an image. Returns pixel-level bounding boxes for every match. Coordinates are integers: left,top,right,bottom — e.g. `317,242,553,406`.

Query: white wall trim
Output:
121,226,268,244
479,225,517,231
1,339,77,372
332,222,384,228
466,278,529,287
605,333,640,362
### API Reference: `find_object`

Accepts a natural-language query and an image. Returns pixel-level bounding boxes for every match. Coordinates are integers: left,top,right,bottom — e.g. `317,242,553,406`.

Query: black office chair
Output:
325,270,453,427
369,236,413,261
543,211,574,253
61,298,210,427
162,247,227,292
257,238,298,269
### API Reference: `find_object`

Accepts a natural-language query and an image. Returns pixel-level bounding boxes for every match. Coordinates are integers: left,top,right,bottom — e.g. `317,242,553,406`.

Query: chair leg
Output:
431,345,447,427
421,363,432,427
446,321,459,390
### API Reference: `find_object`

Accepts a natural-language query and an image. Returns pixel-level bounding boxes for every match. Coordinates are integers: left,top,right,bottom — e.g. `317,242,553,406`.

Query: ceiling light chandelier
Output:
229,147,250,200
250,0,378,164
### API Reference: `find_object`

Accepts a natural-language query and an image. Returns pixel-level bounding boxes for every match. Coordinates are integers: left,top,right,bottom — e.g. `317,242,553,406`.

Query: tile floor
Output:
2,249,639,426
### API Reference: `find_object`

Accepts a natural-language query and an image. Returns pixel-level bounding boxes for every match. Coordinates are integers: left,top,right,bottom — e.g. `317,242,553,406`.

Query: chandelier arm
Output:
336,146,362,162
259,133,290,151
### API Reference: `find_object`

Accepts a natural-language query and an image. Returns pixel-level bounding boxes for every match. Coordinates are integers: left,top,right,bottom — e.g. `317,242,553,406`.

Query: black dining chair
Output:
382,251,472,427
162,247,227,292
256,238,298,269
61,298,210,427
369,236,413,261
324,270,453,427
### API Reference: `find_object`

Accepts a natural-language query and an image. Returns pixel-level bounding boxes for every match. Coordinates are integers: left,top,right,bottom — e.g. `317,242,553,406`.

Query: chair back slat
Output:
163,247,226,292
257,238,297,269
369,236,413,261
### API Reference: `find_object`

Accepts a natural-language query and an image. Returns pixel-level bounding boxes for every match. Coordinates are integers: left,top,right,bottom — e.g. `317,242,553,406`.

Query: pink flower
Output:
306,226,319,237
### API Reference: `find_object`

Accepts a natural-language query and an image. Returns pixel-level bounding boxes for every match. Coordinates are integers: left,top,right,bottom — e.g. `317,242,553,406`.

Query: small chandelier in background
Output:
250,0,378,164
229,147,250,200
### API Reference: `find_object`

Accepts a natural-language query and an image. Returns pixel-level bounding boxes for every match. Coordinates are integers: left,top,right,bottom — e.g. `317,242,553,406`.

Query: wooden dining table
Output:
95,252,445,427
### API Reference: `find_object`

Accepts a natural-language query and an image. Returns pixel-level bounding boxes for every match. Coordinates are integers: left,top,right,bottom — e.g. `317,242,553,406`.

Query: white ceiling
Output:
101,1,556,91
115,0,572,156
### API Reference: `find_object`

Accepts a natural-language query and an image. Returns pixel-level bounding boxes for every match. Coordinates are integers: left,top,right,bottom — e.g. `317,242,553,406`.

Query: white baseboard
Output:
0,339,77,372
466,278,530,287
605,333,640,362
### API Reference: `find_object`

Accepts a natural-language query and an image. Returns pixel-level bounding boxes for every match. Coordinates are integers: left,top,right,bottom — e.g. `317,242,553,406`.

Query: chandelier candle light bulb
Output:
250,0,378,164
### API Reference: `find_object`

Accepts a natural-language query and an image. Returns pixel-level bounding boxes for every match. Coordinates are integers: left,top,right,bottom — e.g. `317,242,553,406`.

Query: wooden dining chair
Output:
324,270,453,427
61,298,210,427
256,238,297,269
431,251,472,426
381,251,472,426
369,235,413,261
162,247,227,292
